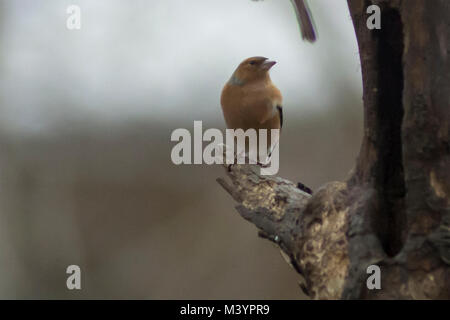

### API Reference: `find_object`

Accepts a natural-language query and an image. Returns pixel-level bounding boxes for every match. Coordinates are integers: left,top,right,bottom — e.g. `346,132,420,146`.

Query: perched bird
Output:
291,0,317,42
220,56,283,162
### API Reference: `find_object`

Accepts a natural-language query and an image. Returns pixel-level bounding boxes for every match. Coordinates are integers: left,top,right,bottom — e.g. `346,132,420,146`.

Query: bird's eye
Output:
249,61,256,65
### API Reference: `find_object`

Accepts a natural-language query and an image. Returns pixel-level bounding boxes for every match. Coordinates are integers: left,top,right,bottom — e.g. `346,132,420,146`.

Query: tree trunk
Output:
218,0,450,299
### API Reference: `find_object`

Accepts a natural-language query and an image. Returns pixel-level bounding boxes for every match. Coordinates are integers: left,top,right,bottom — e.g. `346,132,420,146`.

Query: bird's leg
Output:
236,149,247,164
267,138,279,159
257,138,279,168
257,157,271,168
217,143,235,171
256,148,272,168
218,143,250,171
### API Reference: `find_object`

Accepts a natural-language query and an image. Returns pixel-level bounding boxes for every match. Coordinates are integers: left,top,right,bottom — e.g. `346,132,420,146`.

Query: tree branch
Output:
217,164,387,299
217,164,311,253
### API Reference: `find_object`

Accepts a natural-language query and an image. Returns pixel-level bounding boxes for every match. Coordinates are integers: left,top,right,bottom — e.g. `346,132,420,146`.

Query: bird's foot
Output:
257,159,271,168
256,154,273,168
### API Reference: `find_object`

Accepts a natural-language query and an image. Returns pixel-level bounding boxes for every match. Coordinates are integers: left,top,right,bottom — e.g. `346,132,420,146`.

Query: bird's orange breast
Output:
221,80,282,131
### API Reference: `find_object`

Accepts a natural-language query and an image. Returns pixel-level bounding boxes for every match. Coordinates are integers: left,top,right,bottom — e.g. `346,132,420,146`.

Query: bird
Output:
220,56,283,164
291,0,317,42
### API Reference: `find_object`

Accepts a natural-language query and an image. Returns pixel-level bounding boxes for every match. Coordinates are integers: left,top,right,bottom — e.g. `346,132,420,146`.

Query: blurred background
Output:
0,0,363,299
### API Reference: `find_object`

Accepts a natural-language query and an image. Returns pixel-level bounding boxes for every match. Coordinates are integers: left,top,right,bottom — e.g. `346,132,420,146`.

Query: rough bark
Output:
218,0,450,299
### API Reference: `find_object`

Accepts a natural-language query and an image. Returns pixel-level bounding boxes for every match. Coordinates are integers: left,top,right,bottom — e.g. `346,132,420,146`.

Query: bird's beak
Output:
261,60,277,70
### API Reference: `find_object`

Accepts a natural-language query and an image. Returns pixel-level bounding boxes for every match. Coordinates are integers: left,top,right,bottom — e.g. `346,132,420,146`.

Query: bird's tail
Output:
291,0,317,42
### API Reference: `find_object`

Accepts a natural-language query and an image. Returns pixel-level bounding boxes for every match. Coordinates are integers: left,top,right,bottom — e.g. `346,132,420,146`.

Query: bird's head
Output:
230,56,276,85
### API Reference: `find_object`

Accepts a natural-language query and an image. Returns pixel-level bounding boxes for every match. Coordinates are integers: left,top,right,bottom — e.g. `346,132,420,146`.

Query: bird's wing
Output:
277,105,283,129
